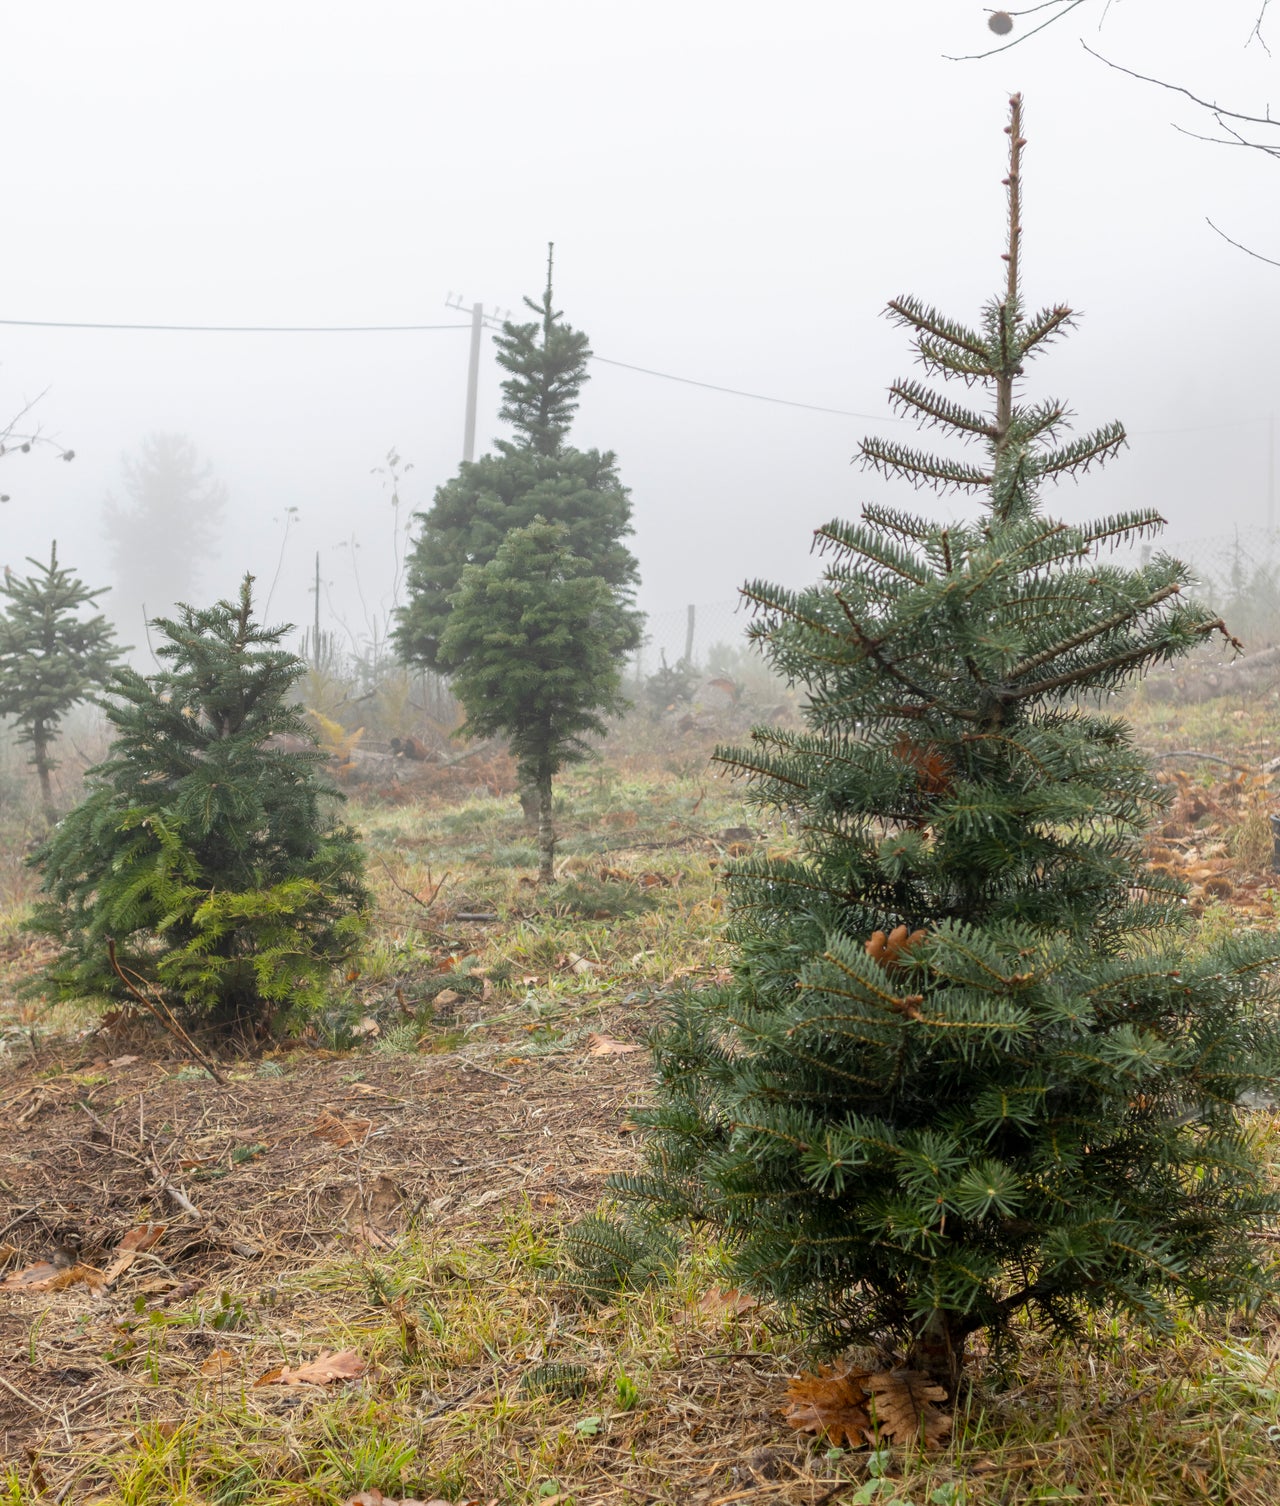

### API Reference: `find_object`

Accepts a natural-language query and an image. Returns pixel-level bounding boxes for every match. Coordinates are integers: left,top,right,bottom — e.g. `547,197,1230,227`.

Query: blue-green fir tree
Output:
616,96,1280,1395
29,576,369,1035
393,246,640,673
440,517,634,881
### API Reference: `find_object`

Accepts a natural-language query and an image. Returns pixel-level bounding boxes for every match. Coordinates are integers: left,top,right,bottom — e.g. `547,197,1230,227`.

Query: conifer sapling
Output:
0,542,124,824
29,576,369,1034
619,95,1280,1396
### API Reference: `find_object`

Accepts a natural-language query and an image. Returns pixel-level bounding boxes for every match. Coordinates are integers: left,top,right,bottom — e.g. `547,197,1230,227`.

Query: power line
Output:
590,355,888,420
0,309,1272,438
0,318,472,332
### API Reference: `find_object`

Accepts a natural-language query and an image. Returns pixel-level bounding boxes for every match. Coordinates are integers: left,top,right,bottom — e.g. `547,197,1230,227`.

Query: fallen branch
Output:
1153,750,1256,774
375,852,450,913
106,940,228,1085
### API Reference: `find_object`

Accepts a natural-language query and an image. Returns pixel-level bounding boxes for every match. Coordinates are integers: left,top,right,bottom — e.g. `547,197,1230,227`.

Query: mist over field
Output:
1,0,1278,651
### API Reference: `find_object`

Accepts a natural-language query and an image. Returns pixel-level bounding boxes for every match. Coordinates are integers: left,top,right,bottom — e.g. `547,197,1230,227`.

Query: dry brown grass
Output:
1,725,1279,1503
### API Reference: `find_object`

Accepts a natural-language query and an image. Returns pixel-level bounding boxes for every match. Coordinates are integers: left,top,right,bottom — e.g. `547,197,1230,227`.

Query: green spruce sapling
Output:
618,96,1280,1396
394,246,640,672
441,518,634,881
29,576,369,1035
0,542,124,824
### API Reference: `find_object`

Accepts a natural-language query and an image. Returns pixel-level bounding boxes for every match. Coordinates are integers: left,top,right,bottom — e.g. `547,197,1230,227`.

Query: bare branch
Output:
947,1,1092,61
1248,1,1273,54
1082,43,1280,129
1205,217,1280,267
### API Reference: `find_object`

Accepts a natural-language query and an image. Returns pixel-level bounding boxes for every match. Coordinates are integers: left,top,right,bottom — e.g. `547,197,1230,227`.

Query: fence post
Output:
684,604,696,666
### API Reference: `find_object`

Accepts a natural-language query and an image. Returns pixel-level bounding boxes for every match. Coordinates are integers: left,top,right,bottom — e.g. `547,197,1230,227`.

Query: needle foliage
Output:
28,577,369,1034
616,97,1280,1393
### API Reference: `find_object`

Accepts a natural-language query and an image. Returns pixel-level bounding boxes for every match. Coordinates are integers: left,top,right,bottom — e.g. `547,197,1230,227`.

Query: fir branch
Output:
889,379,995,439
861,504,937,545
860,439,993,492
1015,617,1233,700
886,297,990,358
915,337,996,382
1020,304,1076,353
812,520,932,586
1035,423,1127,479
1008,582,1183,681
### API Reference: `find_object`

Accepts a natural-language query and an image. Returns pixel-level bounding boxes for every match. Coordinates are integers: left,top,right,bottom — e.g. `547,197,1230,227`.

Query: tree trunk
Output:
906,1309,968,1401
536,770,556,884
33,723,56,827
518,781,539,822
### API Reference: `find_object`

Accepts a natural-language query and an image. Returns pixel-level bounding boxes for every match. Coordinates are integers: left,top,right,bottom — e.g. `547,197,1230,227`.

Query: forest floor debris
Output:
2,730,1280,1503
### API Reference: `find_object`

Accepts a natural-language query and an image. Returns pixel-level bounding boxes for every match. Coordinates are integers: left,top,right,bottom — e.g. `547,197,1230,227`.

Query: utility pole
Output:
447,294,507,463
1269,412,1275,536
463,301,483,463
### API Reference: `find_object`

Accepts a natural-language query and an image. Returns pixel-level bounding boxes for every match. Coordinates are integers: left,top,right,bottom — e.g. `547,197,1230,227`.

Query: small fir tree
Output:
0,543,124,824
440,517,633,880
29,576,369,1034
394,247,640,672
619,96,1280,1395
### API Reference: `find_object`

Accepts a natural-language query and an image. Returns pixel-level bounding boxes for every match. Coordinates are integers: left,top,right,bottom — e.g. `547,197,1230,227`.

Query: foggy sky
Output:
1,0,1278,655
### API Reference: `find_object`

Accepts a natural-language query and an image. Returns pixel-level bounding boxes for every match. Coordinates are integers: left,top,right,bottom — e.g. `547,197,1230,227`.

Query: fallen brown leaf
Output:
1,1261,106,1293
351,1016,380,1039
101,1223,167,1284
255,1348,367,1387
781,1360,875,1448
586,1033,642,1056
864,1368,953,1448
697,1286,759,1316
565,951,602,975
200,1348,236,1376
434,988,462,1006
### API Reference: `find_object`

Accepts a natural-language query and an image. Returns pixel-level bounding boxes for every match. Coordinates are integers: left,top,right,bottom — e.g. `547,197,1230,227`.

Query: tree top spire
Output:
494,244,592,457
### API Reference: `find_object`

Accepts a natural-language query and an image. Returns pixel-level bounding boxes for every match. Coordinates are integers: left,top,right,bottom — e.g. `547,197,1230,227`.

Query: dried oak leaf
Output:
101,1223,167,1284
586,1033,642,1056
200,1348,237,1377
1,1261,105,1293
254,1348,367,1387
781,1360,876,1448
863,1368,953,1448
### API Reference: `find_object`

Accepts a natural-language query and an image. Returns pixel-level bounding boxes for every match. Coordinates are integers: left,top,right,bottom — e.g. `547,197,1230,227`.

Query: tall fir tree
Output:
29,577,369,1034
440,517,634,880
394,247,640,672
616,96,1280,1395
0,543,124,824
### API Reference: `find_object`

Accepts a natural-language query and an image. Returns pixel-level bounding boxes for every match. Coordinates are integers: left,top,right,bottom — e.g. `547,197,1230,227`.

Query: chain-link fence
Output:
1153,529,1280,651
632,599,752,680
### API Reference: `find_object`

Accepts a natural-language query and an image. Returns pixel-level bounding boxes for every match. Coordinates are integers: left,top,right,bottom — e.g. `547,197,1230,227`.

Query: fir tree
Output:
618,96,1280,1395
394,247,640,672
0,543,124,824
440,518,633,880
29,576,369,1034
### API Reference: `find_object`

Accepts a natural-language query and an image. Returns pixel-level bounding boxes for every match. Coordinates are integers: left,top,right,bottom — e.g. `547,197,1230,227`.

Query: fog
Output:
1,0,1278,658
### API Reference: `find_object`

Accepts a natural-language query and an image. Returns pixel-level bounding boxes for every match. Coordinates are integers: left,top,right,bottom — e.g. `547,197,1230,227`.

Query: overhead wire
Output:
0,311,1268,436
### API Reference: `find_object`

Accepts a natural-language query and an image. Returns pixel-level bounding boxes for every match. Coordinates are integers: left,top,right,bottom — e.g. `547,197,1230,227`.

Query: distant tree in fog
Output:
394,248,640,672
102,433,226,640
